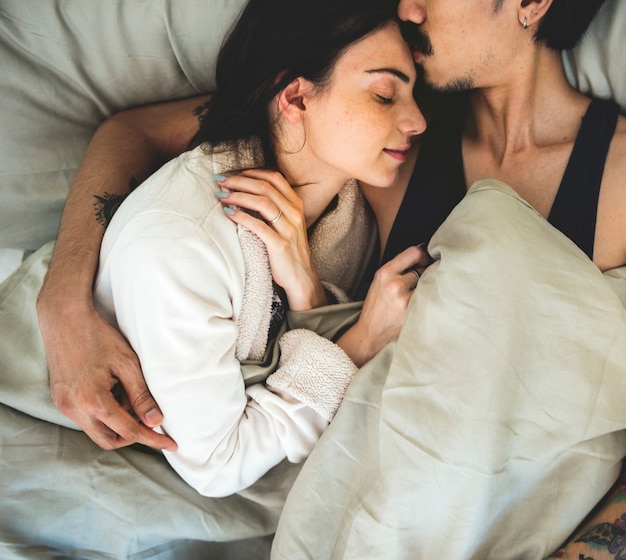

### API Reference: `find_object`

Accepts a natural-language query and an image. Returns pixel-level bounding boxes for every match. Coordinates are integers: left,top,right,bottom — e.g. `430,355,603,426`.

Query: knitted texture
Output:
266,329,358,422
308,179,374,297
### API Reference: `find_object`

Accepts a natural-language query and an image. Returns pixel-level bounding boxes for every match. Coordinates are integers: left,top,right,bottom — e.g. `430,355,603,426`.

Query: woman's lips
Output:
384,148,409,162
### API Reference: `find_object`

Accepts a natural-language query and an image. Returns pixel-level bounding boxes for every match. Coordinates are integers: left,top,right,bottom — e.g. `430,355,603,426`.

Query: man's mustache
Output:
399,20,433,57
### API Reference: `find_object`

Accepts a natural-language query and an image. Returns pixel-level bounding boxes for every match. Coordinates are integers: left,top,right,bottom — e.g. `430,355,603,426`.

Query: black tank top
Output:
383,96,619,264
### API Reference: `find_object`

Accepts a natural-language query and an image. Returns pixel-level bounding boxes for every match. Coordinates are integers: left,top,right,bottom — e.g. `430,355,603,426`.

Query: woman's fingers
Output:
221,192,287,226
213,170,325,310
214,170,303,228
235,168,302,204
214,168,300,206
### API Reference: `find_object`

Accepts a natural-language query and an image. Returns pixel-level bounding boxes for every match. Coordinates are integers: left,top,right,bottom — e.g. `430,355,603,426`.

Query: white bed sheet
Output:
0,249,23,284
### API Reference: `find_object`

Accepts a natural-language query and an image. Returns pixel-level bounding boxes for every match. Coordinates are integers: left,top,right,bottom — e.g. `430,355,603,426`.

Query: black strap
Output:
548,99,620,259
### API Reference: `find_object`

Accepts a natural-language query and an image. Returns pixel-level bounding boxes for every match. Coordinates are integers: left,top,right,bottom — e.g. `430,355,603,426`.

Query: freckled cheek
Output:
325,98,389,155
351,102,390,138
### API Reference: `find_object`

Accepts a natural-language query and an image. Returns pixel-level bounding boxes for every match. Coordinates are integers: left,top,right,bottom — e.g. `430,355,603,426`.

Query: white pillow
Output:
0,0,245,250
562,0,626,110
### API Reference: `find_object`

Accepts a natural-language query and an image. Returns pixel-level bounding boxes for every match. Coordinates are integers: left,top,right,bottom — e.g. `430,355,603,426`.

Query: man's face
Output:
397,0,516,93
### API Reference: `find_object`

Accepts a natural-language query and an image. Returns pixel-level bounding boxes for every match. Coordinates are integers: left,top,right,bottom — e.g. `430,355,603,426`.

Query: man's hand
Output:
37,295,177,451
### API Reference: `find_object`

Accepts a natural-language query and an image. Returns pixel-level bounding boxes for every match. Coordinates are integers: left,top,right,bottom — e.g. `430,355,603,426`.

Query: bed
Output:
1,1,625,558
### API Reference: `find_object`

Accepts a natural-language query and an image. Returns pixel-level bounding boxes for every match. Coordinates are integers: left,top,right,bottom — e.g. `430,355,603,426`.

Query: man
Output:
267,1,626,555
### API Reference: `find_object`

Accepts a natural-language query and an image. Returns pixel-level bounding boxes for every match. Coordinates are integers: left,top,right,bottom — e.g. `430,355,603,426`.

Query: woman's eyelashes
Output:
376,94,394,104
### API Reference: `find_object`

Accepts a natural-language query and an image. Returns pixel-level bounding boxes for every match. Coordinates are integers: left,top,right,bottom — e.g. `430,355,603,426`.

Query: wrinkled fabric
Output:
272,179,626,560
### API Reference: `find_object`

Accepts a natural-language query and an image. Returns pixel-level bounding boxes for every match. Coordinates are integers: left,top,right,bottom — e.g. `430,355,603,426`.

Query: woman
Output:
92,0,425,497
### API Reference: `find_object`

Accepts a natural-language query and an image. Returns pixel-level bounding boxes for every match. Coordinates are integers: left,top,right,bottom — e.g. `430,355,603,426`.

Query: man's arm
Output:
547,464,626,558
36,95,210,450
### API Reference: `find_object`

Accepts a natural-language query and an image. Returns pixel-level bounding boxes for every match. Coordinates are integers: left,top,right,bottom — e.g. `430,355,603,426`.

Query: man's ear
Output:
276,77,314,124
519,0,553,28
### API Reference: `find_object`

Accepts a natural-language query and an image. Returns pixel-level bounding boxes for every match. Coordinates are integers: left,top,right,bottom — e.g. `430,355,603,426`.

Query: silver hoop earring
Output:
523,16,529,29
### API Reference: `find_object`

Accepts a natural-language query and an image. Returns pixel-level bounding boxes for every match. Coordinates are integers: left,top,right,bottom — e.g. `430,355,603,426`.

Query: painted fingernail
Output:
223,206,236,215
215,190,229,199
212,173,227,182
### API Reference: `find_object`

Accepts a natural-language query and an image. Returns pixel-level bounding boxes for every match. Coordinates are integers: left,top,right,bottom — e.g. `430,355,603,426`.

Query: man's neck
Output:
461,47,592,216
466,48,586,161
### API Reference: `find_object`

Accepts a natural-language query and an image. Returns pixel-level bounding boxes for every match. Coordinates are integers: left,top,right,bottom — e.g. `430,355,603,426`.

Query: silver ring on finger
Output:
269,209,282,224
409,268,420,280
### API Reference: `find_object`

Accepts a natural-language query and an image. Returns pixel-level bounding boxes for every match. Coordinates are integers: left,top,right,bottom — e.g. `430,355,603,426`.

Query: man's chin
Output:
412,64,472,112
422,72,473,95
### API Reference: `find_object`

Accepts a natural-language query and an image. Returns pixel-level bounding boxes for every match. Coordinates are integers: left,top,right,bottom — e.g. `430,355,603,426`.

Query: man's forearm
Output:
42,116,160,306
40,95,210,306
34,96,207,449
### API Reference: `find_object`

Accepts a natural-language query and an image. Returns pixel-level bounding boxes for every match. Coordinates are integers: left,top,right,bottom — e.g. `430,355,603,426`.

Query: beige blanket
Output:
271,179,626,560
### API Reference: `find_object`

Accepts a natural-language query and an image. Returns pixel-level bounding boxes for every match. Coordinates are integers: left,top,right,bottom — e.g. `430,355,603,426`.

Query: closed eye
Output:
376,94,393,104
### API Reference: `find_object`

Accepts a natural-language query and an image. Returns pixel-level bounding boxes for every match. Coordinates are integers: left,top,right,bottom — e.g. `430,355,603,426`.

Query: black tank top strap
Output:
548,98,620,260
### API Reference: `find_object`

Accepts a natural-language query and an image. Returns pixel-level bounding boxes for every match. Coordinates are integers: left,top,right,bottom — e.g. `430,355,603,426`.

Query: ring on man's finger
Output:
409,268,420,280
269,209,282,224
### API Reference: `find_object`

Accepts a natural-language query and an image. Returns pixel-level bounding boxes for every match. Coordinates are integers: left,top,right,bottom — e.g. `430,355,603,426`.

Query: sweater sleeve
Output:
97,207,327,498
265,329,358,422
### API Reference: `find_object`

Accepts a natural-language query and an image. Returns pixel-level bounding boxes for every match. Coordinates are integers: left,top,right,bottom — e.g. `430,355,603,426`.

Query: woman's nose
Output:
402,102,427,137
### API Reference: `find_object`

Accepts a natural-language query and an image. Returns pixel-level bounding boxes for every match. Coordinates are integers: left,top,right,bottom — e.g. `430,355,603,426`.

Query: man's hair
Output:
492,0,606,50
535,0,607,50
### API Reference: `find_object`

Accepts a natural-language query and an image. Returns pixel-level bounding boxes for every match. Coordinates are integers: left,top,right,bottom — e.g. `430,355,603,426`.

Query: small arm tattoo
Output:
93,177,139,227
192,100,212,125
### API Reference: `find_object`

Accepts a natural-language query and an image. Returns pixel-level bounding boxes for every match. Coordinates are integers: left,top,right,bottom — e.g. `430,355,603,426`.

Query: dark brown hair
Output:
191,0,398,166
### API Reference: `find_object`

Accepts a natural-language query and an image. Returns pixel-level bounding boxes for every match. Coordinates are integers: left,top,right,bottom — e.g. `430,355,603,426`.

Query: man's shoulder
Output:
614,111,626,137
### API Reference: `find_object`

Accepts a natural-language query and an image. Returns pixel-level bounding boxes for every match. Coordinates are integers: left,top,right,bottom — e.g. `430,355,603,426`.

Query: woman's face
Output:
301,22,426,189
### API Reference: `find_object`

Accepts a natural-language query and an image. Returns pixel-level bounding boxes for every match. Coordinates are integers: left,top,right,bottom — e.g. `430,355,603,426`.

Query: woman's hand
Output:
215,169,327,311
336,245,430,367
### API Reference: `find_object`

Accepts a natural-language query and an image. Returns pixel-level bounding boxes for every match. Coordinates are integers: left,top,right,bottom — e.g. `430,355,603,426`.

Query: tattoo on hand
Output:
93,177,139,227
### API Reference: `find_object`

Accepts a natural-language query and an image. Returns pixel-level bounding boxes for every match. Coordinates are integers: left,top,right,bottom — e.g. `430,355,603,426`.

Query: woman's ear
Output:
519,0,553,28
276,77,314,124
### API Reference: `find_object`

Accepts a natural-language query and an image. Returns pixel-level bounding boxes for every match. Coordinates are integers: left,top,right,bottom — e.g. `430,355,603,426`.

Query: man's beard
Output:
429,75,474,95
400,21,474,94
